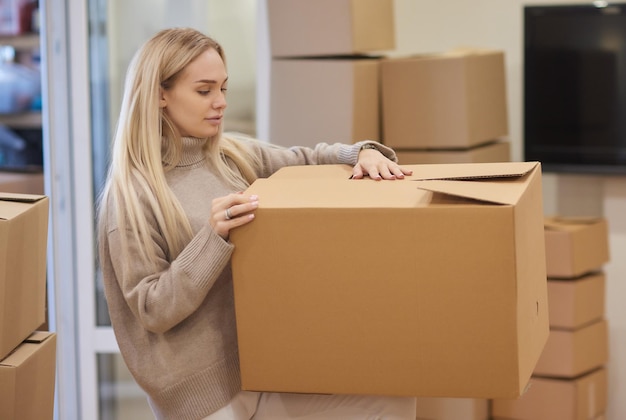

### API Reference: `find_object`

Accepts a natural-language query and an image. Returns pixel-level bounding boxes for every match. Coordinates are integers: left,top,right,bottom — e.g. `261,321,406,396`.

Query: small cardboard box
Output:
267,0,395,57
533,319,608,378
544,217,610,278
0,193,49,360
0,332,57,420
270,58,380,147
381,49,508,149
396,140,511,165
492,367,607,420
547,272,605,330
415,397,489,420
231,161,548,398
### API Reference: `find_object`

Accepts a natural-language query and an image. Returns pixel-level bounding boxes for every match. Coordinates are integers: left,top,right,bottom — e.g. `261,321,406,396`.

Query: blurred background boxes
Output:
0,193,48,360
491,368,607,420
269,58,380,147
267,0,395,57
381,49,508,150
415,397,489,420
0,331,57,420
395,139,510,165
544,217,610,278
547,272,605,330
533,319,608,378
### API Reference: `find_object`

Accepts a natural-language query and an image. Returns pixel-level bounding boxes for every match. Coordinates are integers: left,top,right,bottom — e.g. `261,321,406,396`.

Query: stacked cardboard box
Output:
231,161,549,400
266,0,395,147
0,192,56,420
492,217,610,420
381,48,511,164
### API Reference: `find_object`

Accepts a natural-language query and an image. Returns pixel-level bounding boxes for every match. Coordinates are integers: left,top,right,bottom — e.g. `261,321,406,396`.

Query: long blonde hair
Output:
97,27,260,269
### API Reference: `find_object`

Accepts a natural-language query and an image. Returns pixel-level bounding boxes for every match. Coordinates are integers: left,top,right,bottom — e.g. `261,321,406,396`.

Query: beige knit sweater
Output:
98,135,395,419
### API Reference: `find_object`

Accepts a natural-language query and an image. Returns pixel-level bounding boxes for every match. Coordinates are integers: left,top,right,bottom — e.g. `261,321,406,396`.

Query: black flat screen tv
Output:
524,3,626,174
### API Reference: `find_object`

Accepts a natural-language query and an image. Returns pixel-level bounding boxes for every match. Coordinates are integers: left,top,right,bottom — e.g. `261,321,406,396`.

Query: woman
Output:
97,27,416,419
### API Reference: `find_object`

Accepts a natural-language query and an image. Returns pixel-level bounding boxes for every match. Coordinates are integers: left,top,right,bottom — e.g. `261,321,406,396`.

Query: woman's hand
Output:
352,148,413,180
211,192,259,240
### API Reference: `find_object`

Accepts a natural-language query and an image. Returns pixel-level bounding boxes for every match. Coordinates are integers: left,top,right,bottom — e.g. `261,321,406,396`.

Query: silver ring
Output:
225,207,233,220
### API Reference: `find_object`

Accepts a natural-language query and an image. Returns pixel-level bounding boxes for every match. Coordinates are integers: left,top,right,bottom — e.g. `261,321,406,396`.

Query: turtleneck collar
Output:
175,136,208,167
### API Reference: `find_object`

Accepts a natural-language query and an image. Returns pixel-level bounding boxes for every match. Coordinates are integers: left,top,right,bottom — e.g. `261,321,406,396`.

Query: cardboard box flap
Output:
0,192,46,203
412,178,529,206
0,332,54,367
407,161,537,181
0,193,47,220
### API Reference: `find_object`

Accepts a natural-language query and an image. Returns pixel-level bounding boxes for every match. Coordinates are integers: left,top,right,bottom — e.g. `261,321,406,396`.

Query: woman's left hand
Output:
351,148,413,180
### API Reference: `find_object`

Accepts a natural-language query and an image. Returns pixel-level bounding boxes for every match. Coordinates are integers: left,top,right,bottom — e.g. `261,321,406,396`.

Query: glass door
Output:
44,1,259,418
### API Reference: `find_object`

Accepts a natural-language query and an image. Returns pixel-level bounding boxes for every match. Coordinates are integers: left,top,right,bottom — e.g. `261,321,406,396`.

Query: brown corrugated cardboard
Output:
0,332,57,420
415,397,489,420
395,140,511,164
0,172,44,194
544,217,609,278
0,193,49,359
267,0,395,57
547,272,605,329
269,58,380,147
231,161,548,398
492,368,607,420
534,319,608,378
381,49,508,149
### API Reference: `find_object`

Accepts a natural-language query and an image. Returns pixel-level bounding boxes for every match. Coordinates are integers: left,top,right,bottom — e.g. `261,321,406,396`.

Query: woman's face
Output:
160,48,228,138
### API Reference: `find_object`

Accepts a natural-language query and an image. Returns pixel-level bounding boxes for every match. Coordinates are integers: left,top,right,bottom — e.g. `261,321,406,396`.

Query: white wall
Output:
392,0,624,417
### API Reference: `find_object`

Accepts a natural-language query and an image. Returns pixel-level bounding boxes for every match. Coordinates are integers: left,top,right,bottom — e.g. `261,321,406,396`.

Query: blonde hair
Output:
98,27,261,268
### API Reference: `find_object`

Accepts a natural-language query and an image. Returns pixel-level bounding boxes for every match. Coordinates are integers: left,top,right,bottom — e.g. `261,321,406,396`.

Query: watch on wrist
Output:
360,143,378,151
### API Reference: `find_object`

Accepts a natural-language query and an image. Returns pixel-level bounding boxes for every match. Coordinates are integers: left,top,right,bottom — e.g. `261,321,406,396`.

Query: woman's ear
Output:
159,89,167,109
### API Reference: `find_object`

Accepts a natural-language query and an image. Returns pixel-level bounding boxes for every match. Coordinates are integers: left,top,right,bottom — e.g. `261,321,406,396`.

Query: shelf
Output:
0,33,39,50
0,111,42,128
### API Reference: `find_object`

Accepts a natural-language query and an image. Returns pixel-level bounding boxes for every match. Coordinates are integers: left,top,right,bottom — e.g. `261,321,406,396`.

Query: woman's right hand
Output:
211,192,259,240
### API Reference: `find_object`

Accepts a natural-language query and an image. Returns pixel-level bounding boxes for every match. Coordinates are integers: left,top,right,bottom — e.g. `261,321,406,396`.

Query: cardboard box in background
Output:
492,367,607,420
395,139,510,165
533,319,608,378
0,172,44,195
415,397,489,420
267,0,395,57
547,272,605,329
0,332,56,420
0,193,49,359
232,161,548,399
269,58,380,147
544,217,609,278
381,49,508,150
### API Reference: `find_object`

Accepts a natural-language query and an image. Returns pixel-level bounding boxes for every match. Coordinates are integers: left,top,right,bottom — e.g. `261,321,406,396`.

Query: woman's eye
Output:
198,90,210,95
221,88,228,93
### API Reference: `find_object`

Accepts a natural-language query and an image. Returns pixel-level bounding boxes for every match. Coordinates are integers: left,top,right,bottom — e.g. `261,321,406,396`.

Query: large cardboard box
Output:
270,58,380,147
547,272,605,329
544,217,609,278
492,367,607,420
415,397,489,420
267,0,395,57
396,140,510,165
231,161,548,398
0,172,44,195
0,193,49,359
0,332,57,420
381,49,508,150
533,319,608,378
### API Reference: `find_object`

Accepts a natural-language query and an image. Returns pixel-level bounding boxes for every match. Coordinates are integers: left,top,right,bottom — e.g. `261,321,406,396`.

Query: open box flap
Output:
412,178,529,205
0,192,46,203
406,161,538,181
0,193,46,220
